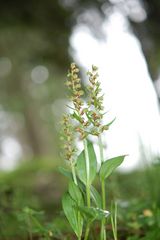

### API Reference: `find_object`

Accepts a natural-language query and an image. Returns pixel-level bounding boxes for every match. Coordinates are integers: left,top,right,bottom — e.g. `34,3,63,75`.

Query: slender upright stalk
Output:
98,135,106,240
111,202,118,240
83,139,91,208
99,135,104,164
83,139,91,240
84,224,90,240
115,202,117,239
71,161,78,185
101,180,106,240
71,162,82,240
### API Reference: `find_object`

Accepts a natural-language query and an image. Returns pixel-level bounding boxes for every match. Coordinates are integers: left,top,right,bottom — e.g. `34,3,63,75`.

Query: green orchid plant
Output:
59,63,126,240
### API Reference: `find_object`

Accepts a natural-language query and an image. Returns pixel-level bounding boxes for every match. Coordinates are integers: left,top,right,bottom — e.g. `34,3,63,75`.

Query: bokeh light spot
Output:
31,65,49,84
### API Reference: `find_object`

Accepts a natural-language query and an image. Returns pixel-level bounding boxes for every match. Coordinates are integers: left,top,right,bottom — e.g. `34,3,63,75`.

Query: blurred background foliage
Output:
0,0,160,239
0,0,160,160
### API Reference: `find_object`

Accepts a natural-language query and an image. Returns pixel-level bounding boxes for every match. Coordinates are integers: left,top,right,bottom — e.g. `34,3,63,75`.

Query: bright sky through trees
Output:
71,10,160,171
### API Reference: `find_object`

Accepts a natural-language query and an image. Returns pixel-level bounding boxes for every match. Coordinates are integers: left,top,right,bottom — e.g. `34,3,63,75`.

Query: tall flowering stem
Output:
86,66,108,240
66,63,92,240
61,63,117,240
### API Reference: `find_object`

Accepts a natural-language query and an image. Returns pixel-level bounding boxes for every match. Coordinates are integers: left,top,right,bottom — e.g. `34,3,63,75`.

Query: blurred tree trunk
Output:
24,106,43,156
129,0,160,102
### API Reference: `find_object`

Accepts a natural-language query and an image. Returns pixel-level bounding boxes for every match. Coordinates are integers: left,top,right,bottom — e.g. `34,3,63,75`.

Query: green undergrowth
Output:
0,159,160,239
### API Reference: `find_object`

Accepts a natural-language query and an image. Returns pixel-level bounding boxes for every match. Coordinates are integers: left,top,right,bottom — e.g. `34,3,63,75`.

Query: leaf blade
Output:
100,155,126,180
90,186,102,208
77,206,110,222
62,192,83,237
58,167,72,180
68,181,84,205
76,141,97,185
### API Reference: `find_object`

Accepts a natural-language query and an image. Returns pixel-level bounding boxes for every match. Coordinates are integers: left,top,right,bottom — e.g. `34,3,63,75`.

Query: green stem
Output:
98,136,106,240
83,140,90,186
83,139,91,240
115,203,117,239
71,162,82,240
78,232,81,240
100,180,106,240
71,161,78,185
84,223,90,240
83,139,91,207
111,199,118,240
99,135,104,164
71,163,82,240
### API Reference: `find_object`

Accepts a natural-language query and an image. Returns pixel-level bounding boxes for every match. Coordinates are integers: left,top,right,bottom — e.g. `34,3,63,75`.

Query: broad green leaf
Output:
69,181,84,205
58,167,72,180
62,192,83,237
77,206,110,222
100,155,126,180
76,141,97,185
90,186,102,208
76,180,101,207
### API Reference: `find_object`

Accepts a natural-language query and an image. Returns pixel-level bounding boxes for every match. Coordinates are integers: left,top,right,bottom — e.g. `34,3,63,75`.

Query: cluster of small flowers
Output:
86,65,108,136
66,63,84,112
61,63,110,161
60,114,77,162
66,63,90,139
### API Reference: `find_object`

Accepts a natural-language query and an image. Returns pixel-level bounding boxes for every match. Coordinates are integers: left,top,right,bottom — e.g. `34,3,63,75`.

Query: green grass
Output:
0,158,160,239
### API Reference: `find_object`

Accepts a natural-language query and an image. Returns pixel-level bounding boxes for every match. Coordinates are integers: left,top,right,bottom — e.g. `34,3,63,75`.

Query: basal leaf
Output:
77,206,110,222
90,186,102,208
76,141,97,185
62,192,83,237
69,181,84,205
100,155,126,180
58,167,72,180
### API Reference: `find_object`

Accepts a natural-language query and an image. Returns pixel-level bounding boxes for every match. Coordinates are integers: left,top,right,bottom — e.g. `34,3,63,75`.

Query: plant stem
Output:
71,161,78,185
84,223,90,240
83,139,91,207
83,139,91,240
98,136,106,240
100,179,106,240
71,162,82,240
99,135,104,164
111,202,118,240
78,233,81,240
115,202,117,240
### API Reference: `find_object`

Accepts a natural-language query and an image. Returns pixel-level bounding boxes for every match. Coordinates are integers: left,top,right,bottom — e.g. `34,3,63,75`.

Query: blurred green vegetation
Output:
1,0,160,161
0,159,160,239
0,0,108,159
1,0,160,239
